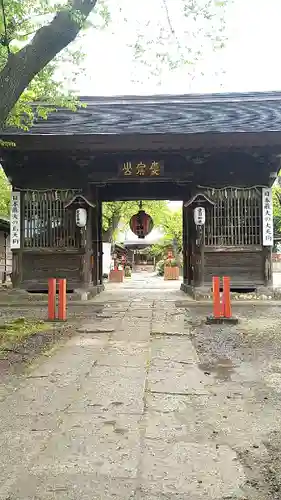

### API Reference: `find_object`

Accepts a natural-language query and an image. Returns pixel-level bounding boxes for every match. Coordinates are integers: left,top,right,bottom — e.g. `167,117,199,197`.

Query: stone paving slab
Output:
111,326,150,342
0,377,80,417
147,362,211,395
145,392,281,450
25,342,107,378
30,413,141,478
67,336,108,349
2,474,137,500
135,493,219,500
0,355,104,418
77,324,116,333
0,425,52,475
126,308,154,317
150,336,199,364
97,340,149,367
141,441,245,498
121,317,152,327
143,408,214,443
151,319,188,336
67,365,146,414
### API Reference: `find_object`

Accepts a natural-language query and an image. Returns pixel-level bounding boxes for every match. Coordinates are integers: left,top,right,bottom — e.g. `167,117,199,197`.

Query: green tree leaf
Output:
0,167,11,216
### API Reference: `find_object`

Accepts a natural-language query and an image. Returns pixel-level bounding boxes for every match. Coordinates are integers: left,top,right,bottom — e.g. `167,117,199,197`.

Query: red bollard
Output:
222,276,231,318
48,278,56,321
207,276,238,324
212,276,221,319
58,278,67,321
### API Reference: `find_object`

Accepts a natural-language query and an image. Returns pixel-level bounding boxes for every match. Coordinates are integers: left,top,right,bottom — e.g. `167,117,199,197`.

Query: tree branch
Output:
161,0,181,52
0,0,97,129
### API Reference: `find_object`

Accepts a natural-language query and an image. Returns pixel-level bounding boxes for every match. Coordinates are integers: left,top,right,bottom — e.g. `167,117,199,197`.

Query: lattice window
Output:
205,188,261,246
23,190,82,248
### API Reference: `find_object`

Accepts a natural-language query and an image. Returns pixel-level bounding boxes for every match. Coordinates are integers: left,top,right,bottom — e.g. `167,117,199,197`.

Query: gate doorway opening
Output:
103,199,184,286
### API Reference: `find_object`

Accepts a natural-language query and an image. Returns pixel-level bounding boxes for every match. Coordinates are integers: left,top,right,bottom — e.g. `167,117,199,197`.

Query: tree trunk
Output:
0,0,97,129
102,214,122,243
103,227,115,243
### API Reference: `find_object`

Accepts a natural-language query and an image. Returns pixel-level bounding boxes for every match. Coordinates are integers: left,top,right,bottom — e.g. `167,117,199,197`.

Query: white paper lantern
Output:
193,206,205,226
75,208,87,227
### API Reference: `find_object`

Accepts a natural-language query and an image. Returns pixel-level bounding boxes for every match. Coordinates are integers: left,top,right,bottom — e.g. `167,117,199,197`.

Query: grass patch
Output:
0,317,49,352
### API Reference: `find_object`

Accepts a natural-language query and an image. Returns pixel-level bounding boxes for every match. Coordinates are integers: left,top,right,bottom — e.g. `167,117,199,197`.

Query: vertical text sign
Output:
10,191,21,249
262,187,273,246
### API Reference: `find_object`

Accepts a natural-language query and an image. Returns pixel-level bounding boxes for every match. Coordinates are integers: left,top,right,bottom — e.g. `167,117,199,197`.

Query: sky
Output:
68,0,281,96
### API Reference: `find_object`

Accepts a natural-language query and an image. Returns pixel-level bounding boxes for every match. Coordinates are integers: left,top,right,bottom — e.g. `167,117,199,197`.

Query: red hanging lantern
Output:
130,209,154,239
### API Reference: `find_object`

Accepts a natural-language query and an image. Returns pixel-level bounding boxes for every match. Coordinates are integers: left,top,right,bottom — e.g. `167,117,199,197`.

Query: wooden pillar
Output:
90,185,103,289
97,200,103,285
263,246,273,287
91,203,98,287
74,188,94,289
187,210,193,285
82,209,93,288
90,184,98,288
182,203,188,284
193,224,205,287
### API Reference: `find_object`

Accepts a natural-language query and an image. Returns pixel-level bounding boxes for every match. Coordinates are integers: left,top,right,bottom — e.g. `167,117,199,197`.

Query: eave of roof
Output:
3,91,281,138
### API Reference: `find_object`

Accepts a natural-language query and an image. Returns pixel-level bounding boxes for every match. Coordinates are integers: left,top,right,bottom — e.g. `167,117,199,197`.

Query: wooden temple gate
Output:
1,92,281,293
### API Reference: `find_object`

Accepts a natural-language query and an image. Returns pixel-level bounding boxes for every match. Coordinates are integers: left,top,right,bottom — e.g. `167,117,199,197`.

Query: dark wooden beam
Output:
2,131,281,153
0,149,277,188
98,182,192,201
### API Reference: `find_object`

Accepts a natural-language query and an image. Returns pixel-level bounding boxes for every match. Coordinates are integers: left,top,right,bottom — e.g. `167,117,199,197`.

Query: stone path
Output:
1,275,281,498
